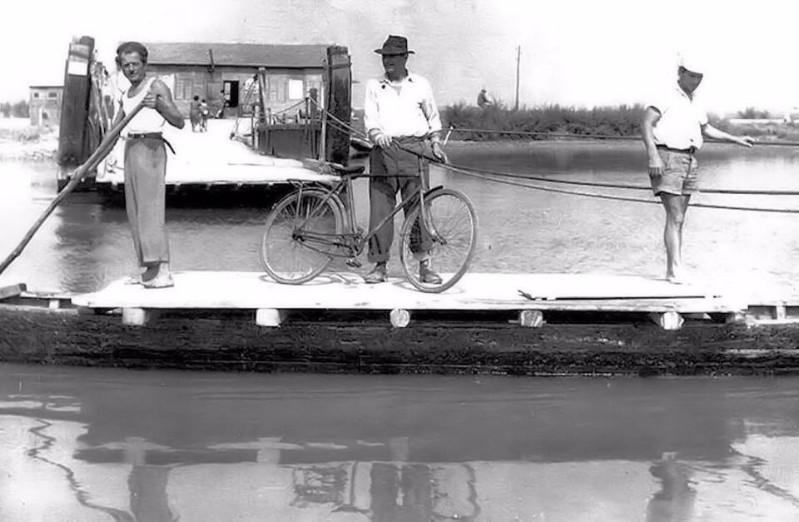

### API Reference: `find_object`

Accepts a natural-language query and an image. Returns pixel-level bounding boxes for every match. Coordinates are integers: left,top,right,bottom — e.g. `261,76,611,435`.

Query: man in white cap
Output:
361,35,448,284
641,52,754,284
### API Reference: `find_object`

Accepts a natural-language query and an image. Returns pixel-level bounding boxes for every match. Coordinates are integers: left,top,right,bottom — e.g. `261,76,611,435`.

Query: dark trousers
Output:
367,143,432,264
124,138,169,266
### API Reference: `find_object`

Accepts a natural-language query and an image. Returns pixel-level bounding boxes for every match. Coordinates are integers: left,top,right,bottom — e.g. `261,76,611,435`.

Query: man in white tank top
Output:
115,41,185,288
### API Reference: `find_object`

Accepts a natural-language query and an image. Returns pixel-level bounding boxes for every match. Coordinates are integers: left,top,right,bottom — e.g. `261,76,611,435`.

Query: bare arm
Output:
144,79,185,129
641,107,663,176
702,124,754,147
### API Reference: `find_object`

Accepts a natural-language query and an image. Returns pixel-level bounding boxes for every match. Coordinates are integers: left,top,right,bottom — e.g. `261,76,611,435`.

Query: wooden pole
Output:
323,46,352,165
0,103,144,276
57,36,95,167
515,45,521,111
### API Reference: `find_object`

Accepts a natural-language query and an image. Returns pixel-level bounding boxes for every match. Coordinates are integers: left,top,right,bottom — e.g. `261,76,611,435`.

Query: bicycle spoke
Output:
399,189,477,293
260,190,343,284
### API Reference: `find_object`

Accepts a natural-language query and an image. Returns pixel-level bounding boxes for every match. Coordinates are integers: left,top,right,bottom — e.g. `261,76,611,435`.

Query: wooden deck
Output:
69,271,772,329
3,275,799,376
95,119,337,187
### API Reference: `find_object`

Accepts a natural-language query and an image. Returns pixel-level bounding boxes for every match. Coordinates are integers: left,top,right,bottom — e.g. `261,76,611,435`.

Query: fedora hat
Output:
374,35,414,56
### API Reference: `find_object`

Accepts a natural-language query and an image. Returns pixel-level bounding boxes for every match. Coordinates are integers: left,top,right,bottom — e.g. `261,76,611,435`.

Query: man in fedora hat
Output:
641,51,754,284
362,34,448,284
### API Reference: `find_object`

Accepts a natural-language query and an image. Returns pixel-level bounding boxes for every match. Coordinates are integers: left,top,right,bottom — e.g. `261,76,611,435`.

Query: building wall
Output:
29,87,63,126
147,65,323,120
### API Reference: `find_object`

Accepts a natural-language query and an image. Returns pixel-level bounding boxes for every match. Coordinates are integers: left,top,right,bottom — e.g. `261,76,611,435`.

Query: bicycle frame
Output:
289,157,440,259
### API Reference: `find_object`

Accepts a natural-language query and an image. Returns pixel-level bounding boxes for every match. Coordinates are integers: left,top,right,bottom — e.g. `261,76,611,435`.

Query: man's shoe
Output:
363,263,388,284
142,263,174,289
419,261,443,285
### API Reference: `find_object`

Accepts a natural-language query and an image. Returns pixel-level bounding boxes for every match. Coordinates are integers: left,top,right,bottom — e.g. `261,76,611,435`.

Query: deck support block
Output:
519,310,544,328
256,308,286,327
390,309,411,328
726,311,747,325
122,308,156,326
650,311,684,331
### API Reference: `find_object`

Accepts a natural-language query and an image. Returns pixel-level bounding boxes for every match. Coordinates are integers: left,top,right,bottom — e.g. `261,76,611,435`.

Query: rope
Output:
449,126,799,148
447,165,799,214
307,103,799,213
448,162,799,196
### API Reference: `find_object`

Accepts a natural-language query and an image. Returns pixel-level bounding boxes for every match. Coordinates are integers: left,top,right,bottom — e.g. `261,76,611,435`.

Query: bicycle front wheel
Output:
260,188,343,284
399,188,477,293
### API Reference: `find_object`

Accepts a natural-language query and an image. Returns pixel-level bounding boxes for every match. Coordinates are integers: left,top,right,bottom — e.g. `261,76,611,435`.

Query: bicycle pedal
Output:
346,258,362,268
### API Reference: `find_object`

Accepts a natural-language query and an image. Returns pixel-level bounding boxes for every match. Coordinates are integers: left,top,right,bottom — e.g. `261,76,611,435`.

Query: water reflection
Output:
2,365,799,520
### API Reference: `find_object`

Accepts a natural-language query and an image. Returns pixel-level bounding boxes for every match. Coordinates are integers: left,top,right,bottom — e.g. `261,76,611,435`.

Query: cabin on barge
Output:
57,37,354,193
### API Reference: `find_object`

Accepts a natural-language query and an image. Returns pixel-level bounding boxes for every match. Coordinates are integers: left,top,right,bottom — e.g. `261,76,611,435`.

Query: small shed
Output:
29,85,63,126
141,42,329,118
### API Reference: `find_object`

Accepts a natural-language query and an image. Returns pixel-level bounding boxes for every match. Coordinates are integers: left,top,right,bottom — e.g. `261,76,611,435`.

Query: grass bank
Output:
441,103,797,144
442,103,645,141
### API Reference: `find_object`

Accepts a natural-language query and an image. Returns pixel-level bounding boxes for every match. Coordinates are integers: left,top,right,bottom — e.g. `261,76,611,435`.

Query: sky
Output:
3,0,799,114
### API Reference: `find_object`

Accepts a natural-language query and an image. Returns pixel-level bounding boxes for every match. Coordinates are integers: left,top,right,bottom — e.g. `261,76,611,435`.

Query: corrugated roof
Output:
142,42,330,68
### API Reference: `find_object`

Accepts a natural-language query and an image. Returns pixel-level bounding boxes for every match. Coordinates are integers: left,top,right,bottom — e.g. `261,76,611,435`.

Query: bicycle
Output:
259,158,477,293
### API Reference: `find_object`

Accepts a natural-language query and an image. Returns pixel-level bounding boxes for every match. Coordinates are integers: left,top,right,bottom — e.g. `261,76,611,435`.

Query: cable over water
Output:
308,100,799,213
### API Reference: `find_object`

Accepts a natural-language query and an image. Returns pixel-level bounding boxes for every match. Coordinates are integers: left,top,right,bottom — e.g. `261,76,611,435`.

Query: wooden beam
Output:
0,283,26,301
57,36,95,167
324,46,352,165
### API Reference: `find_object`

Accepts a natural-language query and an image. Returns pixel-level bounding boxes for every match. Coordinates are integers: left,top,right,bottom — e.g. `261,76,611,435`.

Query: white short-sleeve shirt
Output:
649,85,708,150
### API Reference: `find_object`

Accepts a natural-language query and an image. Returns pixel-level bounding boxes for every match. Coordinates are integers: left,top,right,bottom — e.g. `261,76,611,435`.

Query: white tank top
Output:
121,77,165,136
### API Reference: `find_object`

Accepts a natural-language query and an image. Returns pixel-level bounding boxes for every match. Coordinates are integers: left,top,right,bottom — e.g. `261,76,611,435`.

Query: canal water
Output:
1,141,799,520
1,140,797,294
2,364,799,520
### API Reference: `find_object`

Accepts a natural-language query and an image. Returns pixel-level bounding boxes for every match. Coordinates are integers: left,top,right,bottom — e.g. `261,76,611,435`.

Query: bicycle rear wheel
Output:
399,188,477,293
260,188,343,284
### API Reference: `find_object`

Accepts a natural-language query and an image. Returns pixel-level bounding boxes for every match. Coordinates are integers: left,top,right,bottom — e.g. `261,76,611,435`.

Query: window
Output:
48,92,58,99
288,79,304,100
33,93,40,99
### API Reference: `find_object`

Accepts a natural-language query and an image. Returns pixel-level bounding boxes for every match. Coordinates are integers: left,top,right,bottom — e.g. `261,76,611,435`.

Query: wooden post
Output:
57,36,95,167
324,46,352,165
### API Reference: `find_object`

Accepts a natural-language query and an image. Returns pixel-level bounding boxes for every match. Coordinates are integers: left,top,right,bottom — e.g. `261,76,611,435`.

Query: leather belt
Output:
126,132,175,154
656,144,697,154
127,132,163,139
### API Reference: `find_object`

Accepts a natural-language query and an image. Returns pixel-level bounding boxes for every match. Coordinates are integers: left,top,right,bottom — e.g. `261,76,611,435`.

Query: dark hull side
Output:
2,303,799,376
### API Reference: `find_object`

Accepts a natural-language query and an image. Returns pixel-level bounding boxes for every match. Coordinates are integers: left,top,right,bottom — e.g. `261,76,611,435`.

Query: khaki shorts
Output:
649,148,699,196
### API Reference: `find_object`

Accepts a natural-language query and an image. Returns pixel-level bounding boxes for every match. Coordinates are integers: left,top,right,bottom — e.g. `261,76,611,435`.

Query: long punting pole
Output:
0,103,144,276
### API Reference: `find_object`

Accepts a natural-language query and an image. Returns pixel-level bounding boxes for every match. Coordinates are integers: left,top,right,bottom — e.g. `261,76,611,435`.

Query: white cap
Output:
678,50,708,74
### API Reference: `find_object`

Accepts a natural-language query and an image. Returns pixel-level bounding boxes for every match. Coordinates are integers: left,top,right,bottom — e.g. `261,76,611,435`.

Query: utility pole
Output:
514,45,521,111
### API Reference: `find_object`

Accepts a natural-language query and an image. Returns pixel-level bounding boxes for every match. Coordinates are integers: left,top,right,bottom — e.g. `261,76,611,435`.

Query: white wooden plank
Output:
71,271,760,314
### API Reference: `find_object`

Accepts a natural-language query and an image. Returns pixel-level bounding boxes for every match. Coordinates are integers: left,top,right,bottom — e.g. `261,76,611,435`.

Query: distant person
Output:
477,88,491,108
189,95,201,132
199,99,210,131
362,35,448,285
642,52,754,284
114,41,185,288
216,90,227,118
